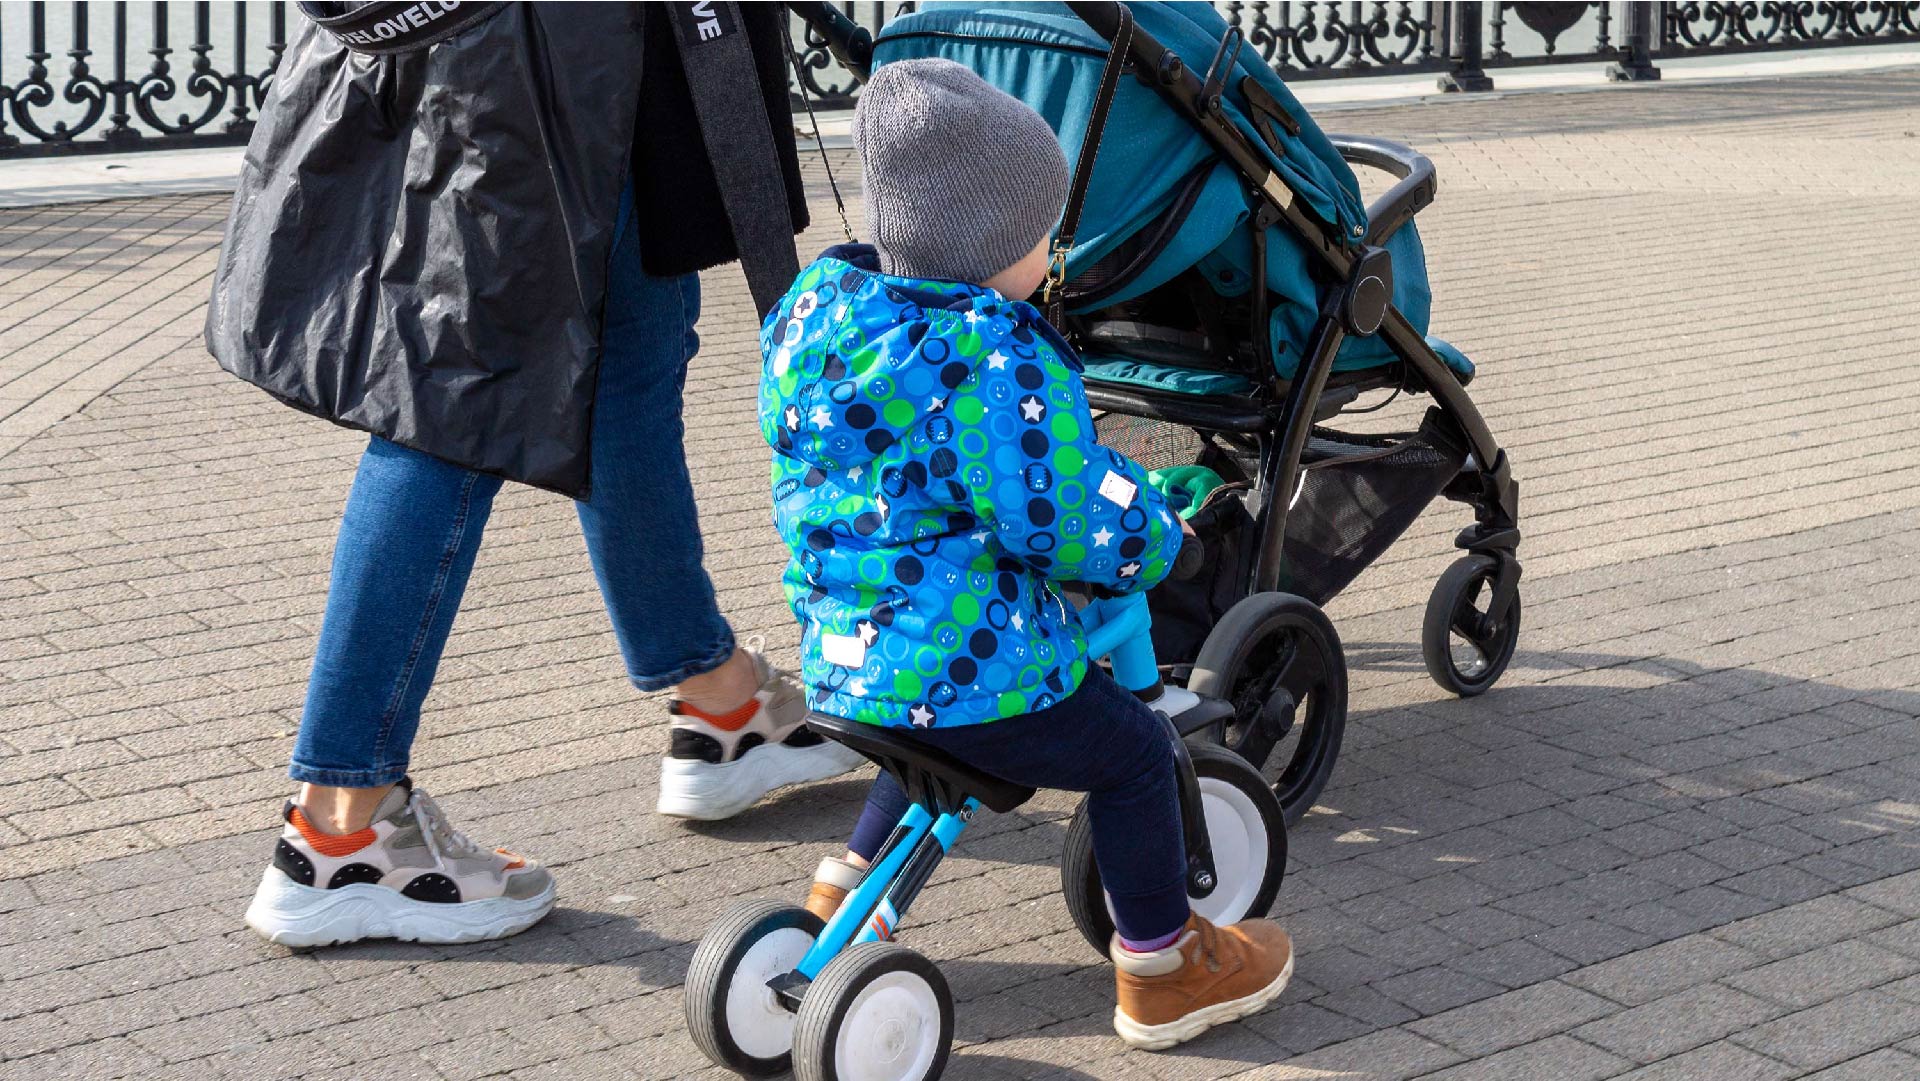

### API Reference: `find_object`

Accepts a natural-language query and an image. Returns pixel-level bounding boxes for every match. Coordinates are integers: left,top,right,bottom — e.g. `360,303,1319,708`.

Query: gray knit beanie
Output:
854,58,1070,284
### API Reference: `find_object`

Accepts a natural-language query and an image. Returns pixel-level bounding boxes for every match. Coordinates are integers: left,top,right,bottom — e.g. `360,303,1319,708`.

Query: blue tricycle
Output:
685,591,1289,1081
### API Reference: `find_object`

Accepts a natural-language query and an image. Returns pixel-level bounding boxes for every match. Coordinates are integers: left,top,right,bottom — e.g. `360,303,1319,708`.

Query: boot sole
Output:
1113,952,1296,1051
657,739,865,821
244,869,556,948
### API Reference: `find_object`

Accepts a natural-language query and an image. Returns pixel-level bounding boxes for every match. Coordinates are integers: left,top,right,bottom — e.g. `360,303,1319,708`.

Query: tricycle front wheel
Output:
792,941,954,1081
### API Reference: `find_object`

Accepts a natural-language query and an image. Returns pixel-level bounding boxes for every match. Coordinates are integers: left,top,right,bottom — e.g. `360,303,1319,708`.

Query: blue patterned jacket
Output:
759,246,1181,729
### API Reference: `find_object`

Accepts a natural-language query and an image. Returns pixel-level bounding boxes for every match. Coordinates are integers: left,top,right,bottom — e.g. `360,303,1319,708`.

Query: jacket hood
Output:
759,244,1071,471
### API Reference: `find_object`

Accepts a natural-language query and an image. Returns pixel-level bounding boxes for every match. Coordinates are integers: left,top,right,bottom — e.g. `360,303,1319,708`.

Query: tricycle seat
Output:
806,713,1035,815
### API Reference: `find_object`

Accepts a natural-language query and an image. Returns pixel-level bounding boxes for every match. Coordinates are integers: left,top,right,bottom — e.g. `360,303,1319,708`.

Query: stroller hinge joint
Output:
1338,246,1395,337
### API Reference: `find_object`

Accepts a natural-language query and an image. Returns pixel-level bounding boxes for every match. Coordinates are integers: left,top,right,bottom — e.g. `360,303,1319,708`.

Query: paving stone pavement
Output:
2,68,1919,1081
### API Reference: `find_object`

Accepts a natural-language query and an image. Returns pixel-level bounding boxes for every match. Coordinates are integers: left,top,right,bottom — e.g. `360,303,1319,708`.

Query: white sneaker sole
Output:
657,739,866,821
1113,951,1295,1051
243,869,557,948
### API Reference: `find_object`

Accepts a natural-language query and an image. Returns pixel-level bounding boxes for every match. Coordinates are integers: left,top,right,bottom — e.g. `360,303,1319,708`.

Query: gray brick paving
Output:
1,68,1919,1080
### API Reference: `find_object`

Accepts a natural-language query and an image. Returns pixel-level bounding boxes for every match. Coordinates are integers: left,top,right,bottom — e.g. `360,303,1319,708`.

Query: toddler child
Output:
758,58,1292,1050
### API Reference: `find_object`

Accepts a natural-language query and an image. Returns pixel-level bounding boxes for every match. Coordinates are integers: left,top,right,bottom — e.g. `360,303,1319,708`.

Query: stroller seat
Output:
807,713,1037,814
1084,331,1475,408
1083,355,1253,397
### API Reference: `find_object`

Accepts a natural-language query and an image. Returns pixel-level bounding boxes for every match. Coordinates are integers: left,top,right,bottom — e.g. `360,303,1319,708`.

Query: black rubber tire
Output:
1188,592,1348,825
1422,554,1522,697
1062,741,1288,959
685,899,824,1077
792,941,954,1081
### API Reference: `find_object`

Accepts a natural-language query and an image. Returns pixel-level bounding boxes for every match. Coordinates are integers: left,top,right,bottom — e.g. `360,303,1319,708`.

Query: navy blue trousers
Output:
846,666,1190,942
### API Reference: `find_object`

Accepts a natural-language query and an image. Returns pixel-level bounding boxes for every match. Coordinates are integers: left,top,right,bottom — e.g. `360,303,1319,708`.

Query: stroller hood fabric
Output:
873,1,1435,377
759,245,1181,729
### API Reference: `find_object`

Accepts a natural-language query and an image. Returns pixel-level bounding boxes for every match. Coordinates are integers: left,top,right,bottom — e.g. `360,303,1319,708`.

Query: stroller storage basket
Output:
1091,408,1465,663
1280,411,1466,605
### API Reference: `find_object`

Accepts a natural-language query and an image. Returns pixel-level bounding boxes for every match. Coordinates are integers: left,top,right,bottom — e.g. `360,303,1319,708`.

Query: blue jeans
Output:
845,667,1190,943
290,198,732,787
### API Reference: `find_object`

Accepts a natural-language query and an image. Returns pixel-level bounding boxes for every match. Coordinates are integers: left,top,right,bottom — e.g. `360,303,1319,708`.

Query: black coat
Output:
206,2,807,497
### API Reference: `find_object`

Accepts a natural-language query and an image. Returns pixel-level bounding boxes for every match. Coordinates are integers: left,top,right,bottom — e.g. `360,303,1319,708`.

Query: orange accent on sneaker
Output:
289,807,376,858
496,848,526,871
672,697,762,732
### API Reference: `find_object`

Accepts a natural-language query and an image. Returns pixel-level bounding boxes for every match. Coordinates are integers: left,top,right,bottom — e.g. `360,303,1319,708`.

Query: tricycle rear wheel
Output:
686,900,824,1076
1062,742,1286,958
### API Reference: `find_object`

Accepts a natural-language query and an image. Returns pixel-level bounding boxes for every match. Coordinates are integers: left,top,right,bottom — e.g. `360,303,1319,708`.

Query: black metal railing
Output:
785,1,1920,106
2,2,1917,157
0,2,285,157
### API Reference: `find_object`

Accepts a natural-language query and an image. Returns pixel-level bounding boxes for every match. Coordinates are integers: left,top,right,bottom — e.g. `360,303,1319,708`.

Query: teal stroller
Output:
853,0,1524,821
686,4,1525,1077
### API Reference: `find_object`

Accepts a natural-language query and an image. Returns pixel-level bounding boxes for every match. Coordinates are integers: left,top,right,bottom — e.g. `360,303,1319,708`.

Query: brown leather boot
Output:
1111,913,1294,1050
803,855,863,922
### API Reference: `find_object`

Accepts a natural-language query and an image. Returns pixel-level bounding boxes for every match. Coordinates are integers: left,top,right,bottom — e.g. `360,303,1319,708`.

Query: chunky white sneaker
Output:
244,779,556,948
657,641,864,821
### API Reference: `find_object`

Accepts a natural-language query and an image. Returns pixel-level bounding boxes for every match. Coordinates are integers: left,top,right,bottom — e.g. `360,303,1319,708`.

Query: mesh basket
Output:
1277,411,1467,605
1090,408,1466,664
1092,413,1208,473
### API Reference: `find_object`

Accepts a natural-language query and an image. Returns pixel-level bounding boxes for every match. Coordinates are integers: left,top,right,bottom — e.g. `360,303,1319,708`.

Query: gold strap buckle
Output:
1039,242,1071,304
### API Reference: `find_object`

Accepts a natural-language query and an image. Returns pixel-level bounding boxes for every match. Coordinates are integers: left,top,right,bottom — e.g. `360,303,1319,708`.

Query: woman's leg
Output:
293,436,504,808
575,196,859,821
251,438,554,948
573,262,734,693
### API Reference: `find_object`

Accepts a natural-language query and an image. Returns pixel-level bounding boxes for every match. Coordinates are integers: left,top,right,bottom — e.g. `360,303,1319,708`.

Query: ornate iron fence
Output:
0,2,286,157
787,1,1920,106
1,2,1916,157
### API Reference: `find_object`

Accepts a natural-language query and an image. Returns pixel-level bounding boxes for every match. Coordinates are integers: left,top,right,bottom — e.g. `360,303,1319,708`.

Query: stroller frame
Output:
795,0,1520,631
1059,2,1520,625
791,2,1524,816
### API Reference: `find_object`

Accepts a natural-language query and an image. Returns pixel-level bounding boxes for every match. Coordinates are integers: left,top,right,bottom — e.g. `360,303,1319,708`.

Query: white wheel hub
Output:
1192,775,1267,925
835,971,942,1081
726,927,813,1061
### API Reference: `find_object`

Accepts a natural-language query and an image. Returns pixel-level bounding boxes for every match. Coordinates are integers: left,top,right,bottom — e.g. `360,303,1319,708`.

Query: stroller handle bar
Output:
1324,134,1438,247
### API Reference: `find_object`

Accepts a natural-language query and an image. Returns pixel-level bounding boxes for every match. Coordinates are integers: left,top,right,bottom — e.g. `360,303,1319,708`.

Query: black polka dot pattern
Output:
400,873,462,904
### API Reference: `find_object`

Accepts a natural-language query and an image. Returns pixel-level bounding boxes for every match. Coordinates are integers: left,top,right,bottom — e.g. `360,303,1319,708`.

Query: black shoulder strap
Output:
299,1,509,56
1044,4,1134,327
667,2,802,319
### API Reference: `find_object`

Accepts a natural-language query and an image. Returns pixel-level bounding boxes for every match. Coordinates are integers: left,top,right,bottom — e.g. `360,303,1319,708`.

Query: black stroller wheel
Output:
1423,554,1522,697
1062,742,1287,958
1188,593,1347,826
686,900,825,1076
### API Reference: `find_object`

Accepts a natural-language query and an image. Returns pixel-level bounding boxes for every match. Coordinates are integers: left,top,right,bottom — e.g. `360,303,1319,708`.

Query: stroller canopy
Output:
872,1,1439,378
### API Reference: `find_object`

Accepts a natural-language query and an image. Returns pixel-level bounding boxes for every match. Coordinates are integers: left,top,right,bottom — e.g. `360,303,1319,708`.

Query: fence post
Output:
1438,2,1495,92
103,2,142,146
1607,1,1662,81
0,15,15,152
